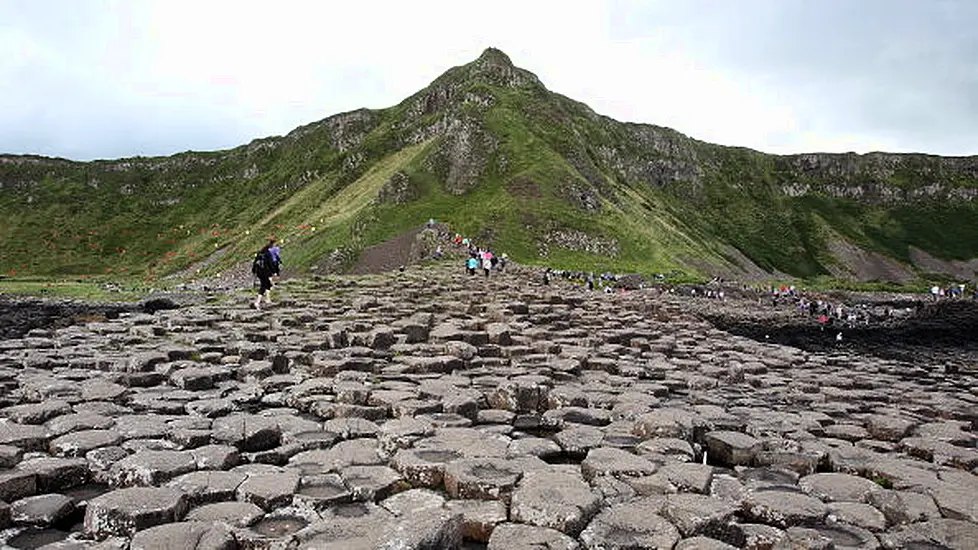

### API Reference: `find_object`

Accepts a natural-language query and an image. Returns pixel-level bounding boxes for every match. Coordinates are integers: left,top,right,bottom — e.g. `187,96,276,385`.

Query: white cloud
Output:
0,0,974,159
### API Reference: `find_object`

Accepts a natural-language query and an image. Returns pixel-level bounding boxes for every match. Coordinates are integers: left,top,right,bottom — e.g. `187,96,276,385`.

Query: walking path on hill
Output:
0,262,976,548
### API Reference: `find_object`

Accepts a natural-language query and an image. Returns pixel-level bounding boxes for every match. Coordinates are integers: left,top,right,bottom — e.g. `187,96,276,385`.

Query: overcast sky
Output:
1,0,975,161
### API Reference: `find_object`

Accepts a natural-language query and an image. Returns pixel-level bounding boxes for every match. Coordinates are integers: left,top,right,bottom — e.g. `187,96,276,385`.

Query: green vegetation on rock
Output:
1,47,977,285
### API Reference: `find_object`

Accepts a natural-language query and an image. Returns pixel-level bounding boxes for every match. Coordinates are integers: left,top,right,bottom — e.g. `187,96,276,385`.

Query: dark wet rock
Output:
17,457,88,492
487,523,581,550
704,431,761,467
0,470,37,502
511,469,602,535
0,444,22,468
128,521,236,550
83,486,189,538
579,498,680,550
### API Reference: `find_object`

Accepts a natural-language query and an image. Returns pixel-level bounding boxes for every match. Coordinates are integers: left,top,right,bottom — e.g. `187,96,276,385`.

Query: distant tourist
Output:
466,256,478,276
251,239,280,310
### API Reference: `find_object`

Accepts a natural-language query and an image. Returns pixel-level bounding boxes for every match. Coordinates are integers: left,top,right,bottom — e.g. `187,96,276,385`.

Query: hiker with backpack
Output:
251,238,281,309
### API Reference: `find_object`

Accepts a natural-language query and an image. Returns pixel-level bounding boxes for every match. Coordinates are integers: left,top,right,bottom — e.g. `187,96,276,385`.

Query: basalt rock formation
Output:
0,264,975,548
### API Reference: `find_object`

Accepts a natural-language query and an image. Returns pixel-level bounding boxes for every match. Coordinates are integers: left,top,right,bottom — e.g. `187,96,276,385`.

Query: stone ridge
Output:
0,262,975,548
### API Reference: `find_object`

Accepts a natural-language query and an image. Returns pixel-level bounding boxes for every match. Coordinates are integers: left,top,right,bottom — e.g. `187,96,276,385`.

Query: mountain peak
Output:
475,47,514,68
457,47,541,90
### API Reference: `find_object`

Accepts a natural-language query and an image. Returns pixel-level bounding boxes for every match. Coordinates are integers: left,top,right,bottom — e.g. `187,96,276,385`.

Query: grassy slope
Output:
2,52,978,284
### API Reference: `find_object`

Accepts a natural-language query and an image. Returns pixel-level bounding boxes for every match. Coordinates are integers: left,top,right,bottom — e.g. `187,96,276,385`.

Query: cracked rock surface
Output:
0,263,976,549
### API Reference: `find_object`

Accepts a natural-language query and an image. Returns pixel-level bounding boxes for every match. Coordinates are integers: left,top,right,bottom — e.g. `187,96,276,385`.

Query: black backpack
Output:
252,249,272,277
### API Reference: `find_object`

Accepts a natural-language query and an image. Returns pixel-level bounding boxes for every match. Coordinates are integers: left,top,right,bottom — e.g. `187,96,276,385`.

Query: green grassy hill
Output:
2,48,978,284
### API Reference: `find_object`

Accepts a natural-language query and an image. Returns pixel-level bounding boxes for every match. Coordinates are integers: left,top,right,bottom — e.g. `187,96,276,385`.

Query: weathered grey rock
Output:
165,470,247,504
487,375,551,413
554,425,605,456
635,438,695,463
0,444,22,468
929,480,978,523
10,493,74,526
879,518,978,550
799,473,882,503
49,429,123,458
740,523,787,549
867,488,941,526
579,499,680,550
293,502,394,549
390,447,462,488
211,414,281,452
742,490,828,528
374,509,465,549
508,436,562,459
511,470,602,535
0,470,36,502
17,457,88,492
675,537,738,550
443,458,523,502
3,400,72,424
444,499,508,543
864,414,916,442
380,487,445,517
236,472,300,510
84,486,189,538
340,465,405,502
189,444,240,470
581,447,658,482
322,417,380,440
827,501,887,532
108,449,197,487
658,463,715,494
45,412,115,436
660,493,743,545
703,430,760,467
129,521,236,550
487,523,581,550
0,421,51,451
185,501,265,527
632,408,697,441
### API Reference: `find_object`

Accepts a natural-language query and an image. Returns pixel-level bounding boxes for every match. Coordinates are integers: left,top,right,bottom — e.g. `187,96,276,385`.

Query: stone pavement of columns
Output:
0,263,976,549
